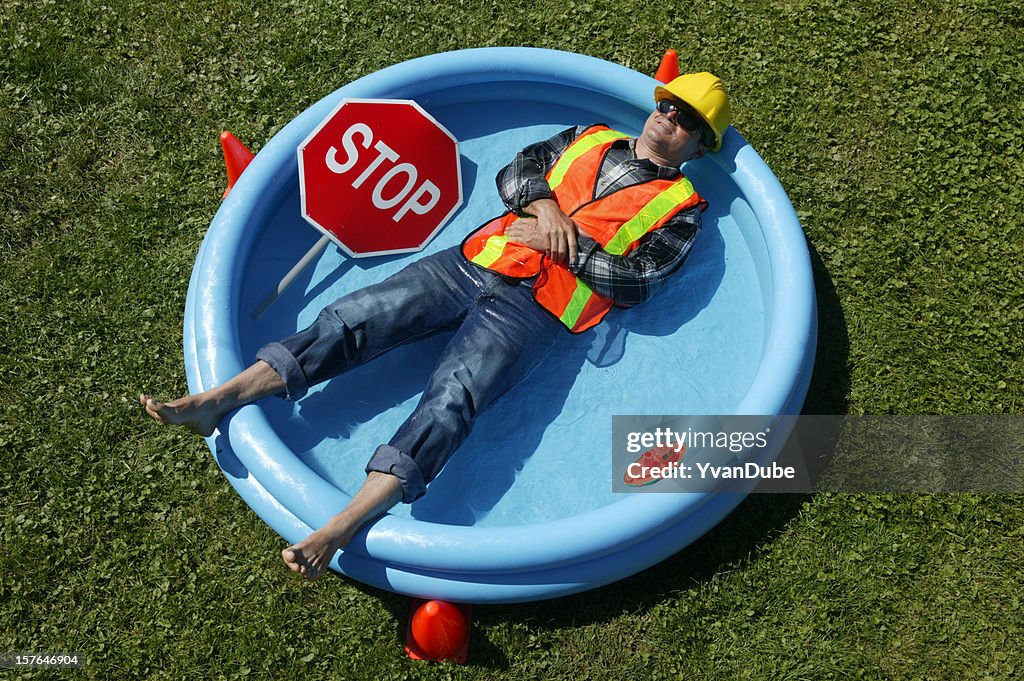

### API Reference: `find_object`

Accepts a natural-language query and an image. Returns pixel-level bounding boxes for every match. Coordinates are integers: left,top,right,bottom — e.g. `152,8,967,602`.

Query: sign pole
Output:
251,234,331,320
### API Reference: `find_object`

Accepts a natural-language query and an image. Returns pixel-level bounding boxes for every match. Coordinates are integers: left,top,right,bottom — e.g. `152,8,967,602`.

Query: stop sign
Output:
297,99,463,257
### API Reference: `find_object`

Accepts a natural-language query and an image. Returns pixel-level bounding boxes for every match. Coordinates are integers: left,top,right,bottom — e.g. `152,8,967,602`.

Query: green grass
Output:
2,0,1023,678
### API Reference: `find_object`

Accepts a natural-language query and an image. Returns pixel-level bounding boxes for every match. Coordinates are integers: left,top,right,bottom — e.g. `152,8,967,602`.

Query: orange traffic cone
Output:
654,48,679,84
220,131,255,198
405,599,471,663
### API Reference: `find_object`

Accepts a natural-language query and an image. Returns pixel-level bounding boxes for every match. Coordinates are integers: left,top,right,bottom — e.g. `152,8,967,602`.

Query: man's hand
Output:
508,198,579,267
504,217,545,250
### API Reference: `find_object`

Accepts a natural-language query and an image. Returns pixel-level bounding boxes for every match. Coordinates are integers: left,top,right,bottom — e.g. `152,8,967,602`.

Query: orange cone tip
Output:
654,48,679,84
220,130,255,198
405,599,471,663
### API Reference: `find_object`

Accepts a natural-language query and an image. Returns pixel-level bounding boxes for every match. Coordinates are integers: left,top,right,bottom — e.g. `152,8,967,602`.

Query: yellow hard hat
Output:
654,72,731,152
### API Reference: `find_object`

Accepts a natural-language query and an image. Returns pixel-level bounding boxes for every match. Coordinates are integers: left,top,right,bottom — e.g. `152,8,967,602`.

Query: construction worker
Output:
140,73,731,580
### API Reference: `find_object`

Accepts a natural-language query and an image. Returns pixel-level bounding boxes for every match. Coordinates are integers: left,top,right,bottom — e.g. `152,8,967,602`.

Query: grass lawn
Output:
2,0,1022,678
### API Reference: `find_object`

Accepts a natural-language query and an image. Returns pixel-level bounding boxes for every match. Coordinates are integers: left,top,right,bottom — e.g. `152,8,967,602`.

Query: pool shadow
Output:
803,242,852,417
341,493,812,674
469,494,814,646
765,242,852,487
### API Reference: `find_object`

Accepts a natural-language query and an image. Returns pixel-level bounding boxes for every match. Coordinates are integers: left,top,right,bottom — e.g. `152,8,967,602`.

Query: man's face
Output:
640,100,709,165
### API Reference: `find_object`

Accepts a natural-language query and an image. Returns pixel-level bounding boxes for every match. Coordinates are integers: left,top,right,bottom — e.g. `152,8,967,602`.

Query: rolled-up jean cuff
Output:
365,444,427,503
255,342,309,401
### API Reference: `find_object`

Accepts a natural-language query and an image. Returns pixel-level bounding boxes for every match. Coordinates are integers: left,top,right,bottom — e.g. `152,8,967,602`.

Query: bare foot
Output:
281,522,353,580
138,393,223,437
281,472,403,581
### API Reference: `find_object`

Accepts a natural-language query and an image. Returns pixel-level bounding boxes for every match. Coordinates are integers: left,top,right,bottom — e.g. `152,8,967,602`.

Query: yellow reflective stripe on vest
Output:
547,129,631,192
560,277,596,328
603,177,697,255
470,234,511,269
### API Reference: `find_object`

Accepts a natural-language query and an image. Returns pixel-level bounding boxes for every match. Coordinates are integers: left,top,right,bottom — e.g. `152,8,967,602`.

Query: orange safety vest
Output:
462,125,705,333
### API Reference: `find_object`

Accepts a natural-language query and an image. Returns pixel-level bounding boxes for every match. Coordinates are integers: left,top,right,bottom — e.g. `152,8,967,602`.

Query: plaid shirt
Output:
494,125,704,305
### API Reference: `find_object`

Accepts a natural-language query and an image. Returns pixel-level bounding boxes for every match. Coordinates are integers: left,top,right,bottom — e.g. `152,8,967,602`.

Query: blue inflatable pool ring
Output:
184,47,817,603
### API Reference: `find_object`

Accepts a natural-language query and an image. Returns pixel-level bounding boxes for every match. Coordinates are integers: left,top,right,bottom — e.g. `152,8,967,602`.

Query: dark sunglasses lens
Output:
658,99,701,133
675,107,700,132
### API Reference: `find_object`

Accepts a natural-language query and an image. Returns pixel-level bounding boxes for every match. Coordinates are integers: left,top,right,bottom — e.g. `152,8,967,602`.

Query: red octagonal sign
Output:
298,99,463,257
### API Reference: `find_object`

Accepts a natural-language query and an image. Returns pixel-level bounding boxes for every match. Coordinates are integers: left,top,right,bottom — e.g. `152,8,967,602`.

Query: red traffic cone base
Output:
654,48,679,84
220,130,255,198
405,599,471,663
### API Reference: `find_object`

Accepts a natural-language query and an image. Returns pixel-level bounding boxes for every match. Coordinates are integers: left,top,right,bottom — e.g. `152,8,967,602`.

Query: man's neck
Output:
633,136,681,168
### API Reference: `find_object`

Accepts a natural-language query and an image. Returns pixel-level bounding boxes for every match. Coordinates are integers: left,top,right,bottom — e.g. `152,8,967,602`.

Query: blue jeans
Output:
255,246,565,502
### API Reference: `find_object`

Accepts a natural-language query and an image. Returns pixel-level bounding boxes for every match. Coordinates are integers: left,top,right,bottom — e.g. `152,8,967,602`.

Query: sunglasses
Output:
656,99,711,144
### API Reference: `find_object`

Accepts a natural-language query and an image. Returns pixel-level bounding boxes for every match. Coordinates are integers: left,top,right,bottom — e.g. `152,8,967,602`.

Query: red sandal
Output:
623,445,686,487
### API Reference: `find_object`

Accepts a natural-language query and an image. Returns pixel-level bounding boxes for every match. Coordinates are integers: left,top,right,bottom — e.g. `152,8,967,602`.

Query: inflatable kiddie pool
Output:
184,47,816,603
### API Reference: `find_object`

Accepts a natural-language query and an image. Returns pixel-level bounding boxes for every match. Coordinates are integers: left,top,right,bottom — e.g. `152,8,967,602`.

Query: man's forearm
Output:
523,198,563,219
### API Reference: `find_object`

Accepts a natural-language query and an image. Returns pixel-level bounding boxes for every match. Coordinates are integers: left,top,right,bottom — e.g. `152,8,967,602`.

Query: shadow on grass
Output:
803,242,851,417
357,495,811,671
